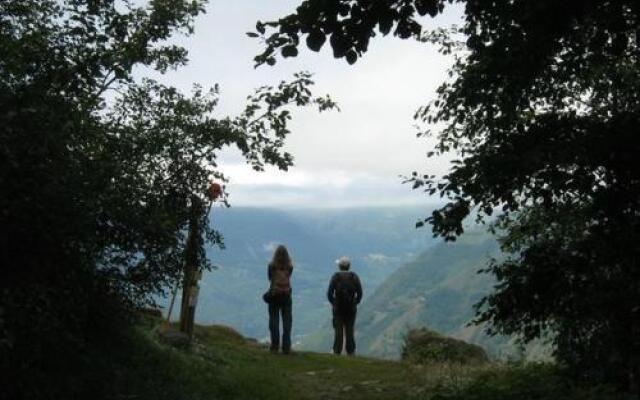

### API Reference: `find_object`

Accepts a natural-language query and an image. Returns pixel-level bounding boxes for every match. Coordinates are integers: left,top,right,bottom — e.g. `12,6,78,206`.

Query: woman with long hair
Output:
266,245,293,354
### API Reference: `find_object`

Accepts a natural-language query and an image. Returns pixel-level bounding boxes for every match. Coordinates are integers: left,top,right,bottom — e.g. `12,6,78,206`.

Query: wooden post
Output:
179,196,204,337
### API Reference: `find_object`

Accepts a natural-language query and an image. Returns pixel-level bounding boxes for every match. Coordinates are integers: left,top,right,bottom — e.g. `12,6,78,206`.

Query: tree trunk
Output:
179,196,203,337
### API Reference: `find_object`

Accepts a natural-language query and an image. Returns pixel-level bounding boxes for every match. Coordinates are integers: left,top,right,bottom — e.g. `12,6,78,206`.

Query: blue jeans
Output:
268,294,292,352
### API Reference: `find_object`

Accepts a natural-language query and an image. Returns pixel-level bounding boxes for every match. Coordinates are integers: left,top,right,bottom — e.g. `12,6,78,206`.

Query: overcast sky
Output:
151,0,464,208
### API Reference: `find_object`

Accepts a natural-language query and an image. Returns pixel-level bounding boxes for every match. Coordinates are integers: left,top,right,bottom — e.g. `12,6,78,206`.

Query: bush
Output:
402,328,489,365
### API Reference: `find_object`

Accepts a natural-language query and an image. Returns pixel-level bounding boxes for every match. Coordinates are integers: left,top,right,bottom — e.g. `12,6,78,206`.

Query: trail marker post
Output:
178,183,222,339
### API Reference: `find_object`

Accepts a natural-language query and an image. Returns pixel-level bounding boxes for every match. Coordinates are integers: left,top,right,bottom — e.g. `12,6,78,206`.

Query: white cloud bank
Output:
150,0,464,208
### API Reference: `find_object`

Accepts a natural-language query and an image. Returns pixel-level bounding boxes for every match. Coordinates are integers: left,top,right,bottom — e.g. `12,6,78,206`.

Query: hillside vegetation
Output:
103,318,619,400
303,229,549,360
402,328,489,365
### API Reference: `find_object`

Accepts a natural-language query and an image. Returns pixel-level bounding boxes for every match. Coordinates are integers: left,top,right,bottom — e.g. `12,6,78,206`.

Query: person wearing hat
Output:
327,256,363,355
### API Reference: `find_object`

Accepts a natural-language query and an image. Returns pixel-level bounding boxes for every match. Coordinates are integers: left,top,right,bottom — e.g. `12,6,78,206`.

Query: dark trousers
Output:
268,295,292,352
333,307,356,355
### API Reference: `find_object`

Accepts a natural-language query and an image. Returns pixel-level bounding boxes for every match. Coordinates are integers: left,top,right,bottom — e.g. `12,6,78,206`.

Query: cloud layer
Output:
150,0,463,207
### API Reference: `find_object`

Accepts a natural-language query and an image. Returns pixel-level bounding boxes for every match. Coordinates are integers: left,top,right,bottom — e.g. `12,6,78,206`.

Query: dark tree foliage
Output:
253,0,446,66
0,0,334,397
254,0,640,391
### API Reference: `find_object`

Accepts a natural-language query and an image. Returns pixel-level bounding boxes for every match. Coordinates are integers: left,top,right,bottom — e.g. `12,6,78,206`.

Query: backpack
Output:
334,272,357,309
271,263,291,295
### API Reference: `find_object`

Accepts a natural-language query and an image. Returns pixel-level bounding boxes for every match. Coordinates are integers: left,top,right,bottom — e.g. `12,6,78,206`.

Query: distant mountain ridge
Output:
162,207,550,360
181,206,435,343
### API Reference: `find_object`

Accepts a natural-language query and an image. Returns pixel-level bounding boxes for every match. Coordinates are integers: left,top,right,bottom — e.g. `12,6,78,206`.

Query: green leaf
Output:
345,50,357,65
306,29,326,52
281,45,298,58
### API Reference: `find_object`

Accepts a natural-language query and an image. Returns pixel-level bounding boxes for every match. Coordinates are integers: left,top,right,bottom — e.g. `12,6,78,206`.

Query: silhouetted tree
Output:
253,0,640,390
0,0,334,397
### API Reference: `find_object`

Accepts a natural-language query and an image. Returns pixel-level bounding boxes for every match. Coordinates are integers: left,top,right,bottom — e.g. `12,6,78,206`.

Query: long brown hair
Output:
271,245,292,269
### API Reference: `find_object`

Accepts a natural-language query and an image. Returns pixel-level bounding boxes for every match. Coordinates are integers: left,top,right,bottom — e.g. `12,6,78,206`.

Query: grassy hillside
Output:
301,229,549,360
105,318,619,400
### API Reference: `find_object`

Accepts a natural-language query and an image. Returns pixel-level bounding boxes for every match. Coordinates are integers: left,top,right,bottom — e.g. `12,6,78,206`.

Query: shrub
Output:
402,328,489,365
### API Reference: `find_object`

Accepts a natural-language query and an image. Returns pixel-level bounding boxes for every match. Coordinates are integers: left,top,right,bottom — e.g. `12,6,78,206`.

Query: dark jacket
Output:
327,271,363,306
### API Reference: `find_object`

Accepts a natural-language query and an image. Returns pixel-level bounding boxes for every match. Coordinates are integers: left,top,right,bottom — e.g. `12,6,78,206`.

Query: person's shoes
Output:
269,347,279,354
282,348,293,355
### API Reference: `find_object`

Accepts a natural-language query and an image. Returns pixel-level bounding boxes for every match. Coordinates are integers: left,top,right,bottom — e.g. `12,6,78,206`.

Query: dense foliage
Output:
252,0,640,392
0,0,334,397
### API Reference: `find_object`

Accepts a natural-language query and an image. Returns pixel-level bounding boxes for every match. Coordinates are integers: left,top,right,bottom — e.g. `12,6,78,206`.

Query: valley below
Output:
162,207,547,360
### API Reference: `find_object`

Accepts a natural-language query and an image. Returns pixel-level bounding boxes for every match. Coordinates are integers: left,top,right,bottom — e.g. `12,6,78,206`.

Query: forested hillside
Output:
190,209,549,360
356,230,500,358
302,230,550,360
176,207,435,342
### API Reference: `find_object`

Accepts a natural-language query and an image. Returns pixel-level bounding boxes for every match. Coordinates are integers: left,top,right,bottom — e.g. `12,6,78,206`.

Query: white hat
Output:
336,256,351,269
